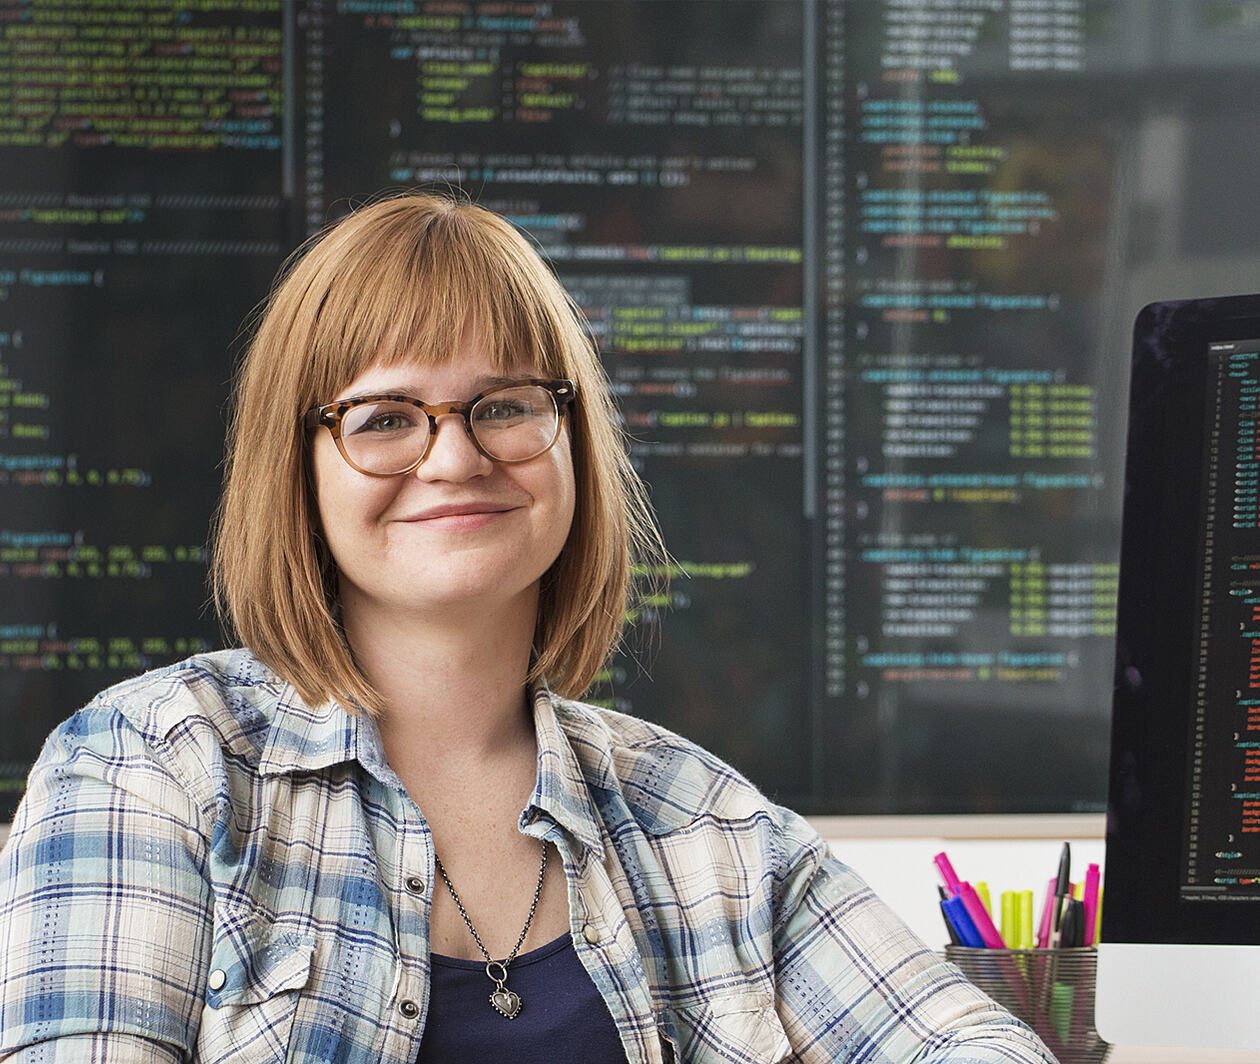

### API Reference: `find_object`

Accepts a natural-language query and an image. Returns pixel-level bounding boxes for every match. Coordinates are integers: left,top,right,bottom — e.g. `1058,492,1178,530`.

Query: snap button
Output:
398,999,420,1020
208,968,227,991
582,923,600,945
404,875,425,895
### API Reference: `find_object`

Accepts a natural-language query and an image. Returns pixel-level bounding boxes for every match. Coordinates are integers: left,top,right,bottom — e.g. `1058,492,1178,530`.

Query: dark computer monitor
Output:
1097,294,1260,1048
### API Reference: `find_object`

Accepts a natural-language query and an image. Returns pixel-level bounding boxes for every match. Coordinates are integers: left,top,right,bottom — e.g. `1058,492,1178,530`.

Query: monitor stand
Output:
1096,942,1260,1049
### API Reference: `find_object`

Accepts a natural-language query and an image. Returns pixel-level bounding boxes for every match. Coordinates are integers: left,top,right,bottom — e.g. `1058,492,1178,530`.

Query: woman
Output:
0,193,1055,1063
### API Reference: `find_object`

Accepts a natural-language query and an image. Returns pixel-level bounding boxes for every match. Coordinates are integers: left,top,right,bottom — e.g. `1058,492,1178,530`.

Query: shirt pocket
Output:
672,991,792,1064
196,909,315,1064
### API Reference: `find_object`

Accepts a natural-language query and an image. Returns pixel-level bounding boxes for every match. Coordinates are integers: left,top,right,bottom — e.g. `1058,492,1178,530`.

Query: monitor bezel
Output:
1104,292,1260,946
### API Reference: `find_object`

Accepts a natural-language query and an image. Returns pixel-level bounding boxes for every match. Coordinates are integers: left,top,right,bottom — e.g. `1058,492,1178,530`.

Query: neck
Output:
341,589,540,772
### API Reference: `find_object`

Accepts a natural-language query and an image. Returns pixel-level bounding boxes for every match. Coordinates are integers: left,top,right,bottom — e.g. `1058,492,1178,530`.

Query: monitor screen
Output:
5,1,1260,817
1098,294,1260,1049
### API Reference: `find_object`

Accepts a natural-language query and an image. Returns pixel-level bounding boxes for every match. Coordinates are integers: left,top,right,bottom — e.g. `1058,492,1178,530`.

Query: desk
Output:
1110,1048,1258,1063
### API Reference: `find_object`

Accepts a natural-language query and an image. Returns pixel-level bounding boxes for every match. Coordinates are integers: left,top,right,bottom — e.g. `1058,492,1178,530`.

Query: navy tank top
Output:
416,932,628,1063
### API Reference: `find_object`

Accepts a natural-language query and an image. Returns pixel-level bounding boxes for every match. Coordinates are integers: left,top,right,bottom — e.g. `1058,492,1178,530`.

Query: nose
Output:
413,411,493,482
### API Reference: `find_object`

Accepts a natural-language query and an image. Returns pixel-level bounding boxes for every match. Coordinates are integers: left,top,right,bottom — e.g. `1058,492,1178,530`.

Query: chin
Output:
353,571,542,620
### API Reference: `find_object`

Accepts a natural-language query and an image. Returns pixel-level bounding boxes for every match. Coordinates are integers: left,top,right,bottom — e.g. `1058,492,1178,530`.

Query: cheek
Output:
310,438,393,549
518,437,576,567
310,438,348,532
549,487,576,566
551,437,577,535
540,452,578,586
550,459,578,570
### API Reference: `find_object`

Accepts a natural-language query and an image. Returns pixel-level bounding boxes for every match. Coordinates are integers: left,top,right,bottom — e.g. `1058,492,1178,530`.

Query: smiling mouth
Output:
402,502,518,524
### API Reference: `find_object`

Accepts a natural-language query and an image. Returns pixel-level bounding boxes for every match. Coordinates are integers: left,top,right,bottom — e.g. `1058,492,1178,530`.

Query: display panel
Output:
1183,336,1260,901
4,0,1260,816
1104,296,1260,952
1097,296,1260,1054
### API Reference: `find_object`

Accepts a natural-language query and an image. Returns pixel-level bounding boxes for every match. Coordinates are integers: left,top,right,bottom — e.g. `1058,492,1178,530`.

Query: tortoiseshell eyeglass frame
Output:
303,378,576,477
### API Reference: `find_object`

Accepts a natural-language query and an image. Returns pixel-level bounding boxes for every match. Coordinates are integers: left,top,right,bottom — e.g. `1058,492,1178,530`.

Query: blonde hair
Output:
211,192,663,711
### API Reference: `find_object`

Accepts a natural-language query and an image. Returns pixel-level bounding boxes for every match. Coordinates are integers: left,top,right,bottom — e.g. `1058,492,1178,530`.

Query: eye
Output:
475,398,532,423
363,411,413,432
343,402,421,436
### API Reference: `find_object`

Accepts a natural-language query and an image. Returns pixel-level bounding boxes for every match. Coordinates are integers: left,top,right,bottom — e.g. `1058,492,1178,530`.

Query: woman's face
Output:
310,333,576,630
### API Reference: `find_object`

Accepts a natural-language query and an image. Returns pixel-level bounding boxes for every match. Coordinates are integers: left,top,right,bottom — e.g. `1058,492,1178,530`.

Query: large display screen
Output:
1183,335,1260,902
1104,295,1260,955
4,0,1260,816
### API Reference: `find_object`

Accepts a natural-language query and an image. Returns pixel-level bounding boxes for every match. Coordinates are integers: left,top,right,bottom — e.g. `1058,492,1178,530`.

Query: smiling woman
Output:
0,193,1058,1064
213,193,652,716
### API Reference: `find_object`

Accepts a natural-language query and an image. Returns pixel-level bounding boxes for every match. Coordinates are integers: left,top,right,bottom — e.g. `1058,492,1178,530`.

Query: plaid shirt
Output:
0,649,1054,1063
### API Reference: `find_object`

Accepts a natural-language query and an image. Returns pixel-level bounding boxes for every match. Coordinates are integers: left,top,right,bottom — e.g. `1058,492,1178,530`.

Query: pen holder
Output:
944,945,1111,1064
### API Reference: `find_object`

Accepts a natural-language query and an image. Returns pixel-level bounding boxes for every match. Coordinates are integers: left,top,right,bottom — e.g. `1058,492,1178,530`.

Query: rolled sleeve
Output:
0,702,213,1060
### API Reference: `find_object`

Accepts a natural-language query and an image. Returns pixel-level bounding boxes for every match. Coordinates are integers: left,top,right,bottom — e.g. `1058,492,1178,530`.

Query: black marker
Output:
1050,842,1071,947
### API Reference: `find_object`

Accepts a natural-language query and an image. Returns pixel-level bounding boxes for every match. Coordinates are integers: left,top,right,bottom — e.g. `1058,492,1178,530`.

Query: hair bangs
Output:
301,205,573,404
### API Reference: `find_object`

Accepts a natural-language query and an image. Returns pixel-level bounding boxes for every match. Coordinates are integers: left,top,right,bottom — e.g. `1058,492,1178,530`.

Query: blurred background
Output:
3,0,1258,818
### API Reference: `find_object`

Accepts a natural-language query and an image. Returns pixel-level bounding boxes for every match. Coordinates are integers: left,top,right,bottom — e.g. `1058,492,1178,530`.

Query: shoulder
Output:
38,648,289,808
83,647,284,746
549,695,822,855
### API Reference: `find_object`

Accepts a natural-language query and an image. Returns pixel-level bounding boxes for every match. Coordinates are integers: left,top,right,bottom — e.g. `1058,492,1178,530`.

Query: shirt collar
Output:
523,687,614,858
255,678,617,855
256,683,363,777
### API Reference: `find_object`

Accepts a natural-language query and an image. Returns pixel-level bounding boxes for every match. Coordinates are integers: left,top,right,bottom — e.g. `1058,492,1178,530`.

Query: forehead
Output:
300,243,568,411
333,344,539,401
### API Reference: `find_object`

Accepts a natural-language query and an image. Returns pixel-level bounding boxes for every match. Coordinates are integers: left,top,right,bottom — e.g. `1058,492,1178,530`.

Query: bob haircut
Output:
212,191,663,712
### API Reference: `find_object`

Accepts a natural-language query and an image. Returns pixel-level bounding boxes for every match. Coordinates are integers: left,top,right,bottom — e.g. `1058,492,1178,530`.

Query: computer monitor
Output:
1097,294,1260,1049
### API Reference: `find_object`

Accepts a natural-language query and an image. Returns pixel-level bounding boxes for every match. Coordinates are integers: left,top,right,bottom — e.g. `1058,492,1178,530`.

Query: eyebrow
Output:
335,375,535,403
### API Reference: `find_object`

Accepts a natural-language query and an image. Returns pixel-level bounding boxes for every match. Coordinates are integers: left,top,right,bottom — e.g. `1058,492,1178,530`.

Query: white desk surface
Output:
1110,1048,1258,1063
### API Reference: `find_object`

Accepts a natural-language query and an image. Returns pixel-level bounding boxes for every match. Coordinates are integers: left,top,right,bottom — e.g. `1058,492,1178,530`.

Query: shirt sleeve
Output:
770,817,1058,1064
0,700,214,1061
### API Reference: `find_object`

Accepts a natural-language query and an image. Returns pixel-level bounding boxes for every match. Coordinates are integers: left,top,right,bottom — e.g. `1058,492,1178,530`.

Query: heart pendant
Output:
490,988,522,1019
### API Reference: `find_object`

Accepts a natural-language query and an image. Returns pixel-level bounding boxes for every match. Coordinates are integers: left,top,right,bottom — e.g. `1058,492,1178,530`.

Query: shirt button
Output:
207,968,227,991
404,875,426,895
582,923,600,945
398,999,420,1019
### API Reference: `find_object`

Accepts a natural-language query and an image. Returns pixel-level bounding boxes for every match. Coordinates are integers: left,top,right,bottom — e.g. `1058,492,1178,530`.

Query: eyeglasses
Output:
304,378,576,477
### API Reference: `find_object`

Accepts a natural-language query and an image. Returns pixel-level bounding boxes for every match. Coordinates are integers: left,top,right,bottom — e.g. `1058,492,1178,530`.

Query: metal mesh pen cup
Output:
944,945,1111,1064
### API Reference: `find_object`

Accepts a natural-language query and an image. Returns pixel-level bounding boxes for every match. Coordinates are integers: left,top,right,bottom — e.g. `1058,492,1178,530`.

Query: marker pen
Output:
957,881,1006,948
933,851,962,896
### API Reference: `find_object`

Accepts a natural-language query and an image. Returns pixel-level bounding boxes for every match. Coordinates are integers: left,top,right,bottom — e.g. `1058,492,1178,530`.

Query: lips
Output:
394,500,522,531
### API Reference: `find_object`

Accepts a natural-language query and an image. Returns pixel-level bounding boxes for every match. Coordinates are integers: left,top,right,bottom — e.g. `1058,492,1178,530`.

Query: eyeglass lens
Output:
339,384,561,473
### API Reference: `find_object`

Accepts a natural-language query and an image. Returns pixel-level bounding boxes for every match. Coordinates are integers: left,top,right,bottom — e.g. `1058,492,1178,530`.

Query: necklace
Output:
434,840,547,1020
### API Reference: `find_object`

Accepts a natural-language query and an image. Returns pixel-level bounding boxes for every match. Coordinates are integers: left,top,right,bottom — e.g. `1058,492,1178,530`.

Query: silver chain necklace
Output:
434,840,547,1020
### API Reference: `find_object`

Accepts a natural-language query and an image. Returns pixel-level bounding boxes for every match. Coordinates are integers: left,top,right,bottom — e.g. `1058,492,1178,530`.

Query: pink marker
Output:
957,881,1006,948
1082,863,1101,946
933,851,962,896
1036,877,1056,948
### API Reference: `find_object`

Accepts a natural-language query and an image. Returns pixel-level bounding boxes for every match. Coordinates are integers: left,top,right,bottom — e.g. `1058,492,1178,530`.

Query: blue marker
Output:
941,894,986,948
